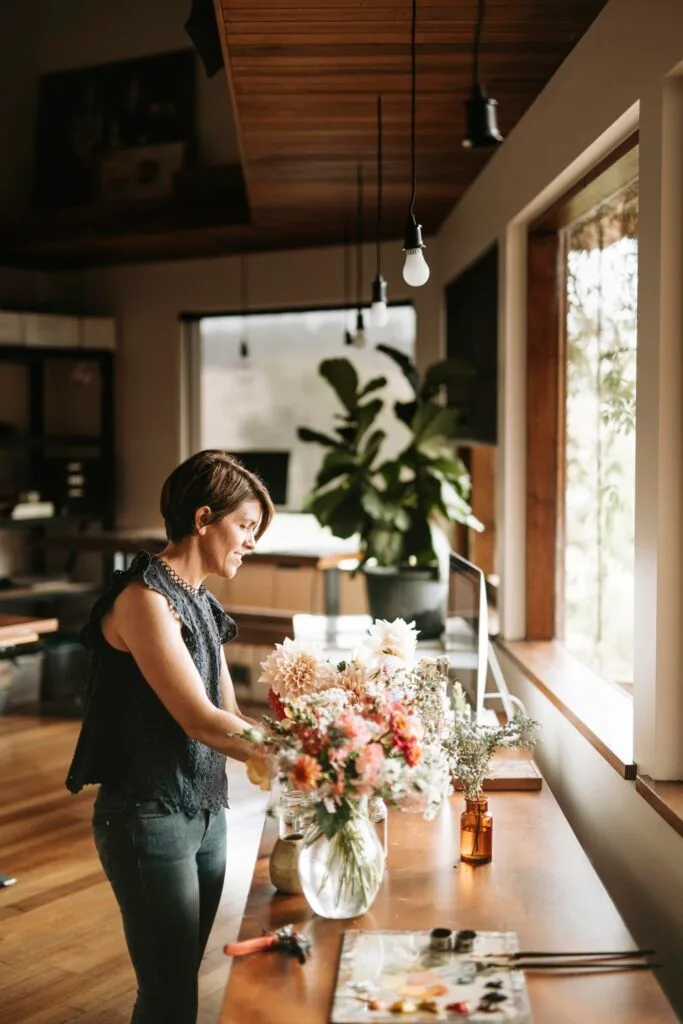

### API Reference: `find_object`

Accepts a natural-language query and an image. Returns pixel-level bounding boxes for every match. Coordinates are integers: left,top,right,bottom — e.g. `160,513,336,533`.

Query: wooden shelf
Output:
0,435,104,450
0,515,101,531
0,581,101,604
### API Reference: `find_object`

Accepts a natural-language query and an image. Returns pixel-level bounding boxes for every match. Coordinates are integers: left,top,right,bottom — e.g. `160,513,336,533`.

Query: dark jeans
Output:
93,791,227,1024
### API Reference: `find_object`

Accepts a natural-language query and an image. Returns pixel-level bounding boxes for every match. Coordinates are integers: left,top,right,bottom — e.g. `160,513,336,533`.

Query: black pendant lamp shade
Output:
462,0,504,150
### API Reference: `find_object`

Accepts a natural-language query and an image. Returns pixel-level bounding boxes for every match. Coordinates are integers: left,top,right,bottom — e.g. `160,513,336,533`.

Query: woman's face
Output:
203,499,262,578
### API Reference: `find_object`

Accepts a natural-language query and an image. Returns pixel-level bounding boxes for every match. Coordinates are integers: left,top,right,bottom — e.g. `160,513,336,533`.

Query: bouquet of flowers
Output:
244,618,452,918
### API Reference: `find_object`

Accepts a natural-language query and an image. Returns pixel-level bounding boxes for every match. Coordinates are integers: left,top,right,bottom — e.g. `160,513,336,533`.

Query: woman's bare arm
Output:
218,647,262,728
104,582,259,762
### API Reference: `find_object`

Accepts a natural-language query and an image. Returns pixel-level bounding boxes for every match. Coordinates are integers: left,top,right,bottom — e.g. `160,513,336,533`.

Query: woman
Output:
66,449,274,1024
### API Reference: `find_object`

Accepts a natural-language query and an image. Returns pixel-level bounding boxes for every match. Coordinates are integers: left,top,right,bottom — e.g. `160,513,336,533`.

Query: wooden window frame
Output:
525,134,639,641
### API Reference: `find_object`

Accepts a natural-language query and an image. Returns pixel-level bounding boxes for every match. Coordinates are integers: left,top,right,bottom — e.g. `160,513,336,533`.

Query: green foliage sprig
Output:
444,697,539,801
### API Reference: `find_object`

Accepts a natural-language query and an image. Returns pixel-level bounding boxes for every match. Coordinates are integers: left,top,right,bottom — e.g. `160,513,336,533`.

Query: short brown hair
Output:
160,450,274,542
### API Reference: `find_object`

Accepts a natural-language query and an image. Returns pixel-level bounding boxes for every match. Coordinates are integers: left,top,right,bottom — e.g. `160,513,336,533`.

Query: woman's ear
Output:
194,505,213,535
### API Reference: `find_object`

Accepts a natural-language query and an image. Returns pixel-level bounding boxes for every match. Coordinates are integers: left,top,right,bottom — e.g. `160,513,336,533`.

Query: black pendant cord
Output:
472,0,484,89
343,216,350,311
408,0,417,219
356,164,364,311
239,248,249,358
343,214,353,343
376,95,383,277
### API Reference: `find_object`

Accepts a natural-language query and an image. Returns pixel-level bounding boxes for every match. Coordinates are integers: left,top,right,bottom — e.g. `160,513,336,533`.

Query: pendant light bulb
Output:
402,214,429,287
403,249,430,287
354,309,366,348
400,0,429,289
237,338,252,370
370,274,389,327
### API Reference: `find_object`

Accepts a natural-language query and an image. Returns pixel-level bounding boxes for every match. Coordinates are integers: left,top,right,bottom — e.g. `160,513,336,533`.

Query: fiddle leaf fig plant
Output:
297,345,482,571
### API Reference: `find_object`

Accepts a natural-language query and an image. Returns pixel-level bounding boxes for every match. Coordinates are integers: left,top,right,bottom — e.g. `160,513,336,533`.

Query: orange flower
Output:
291,754,323,791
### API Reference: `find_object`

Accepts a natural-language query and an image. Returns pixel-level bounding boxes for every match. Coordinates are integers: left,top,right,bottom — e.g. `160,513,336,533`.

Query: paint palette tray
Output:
331,930,531,1023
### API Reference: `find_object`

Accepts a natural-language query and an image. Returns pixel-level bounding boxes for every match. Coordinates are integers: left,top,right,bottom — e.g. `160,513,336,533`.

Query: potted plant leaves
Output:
297,345,482,637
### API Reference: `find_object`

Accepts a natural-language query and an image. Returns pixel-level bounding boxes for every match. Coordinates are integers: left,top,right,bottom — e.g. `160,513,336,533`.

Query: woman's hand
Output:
245,751,277,791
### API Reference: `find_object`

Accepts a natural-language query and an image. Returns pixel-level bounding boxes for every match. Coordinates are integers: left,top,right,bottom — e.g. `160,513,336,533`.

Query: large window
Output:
194,305,416,510
561,181,638,687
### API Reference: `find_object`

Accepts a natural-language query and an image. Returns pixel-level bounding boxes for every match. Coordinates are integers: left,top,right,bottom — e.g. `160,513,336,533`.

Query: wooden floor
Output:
0,713,269,1024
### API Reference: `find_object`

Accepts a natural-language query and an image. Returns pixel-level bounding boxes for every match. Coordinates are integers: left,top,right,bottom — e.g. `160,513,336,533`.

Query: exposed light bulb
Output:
354,309,366,348
370,274,389,326
237,338,253,371
370,300,389,327
402,248,430,287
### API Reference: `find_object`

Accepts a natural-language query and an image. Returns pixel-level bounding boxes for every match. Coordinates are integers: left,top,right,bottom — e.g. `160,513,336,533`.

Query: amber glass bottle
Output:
460,795,493,864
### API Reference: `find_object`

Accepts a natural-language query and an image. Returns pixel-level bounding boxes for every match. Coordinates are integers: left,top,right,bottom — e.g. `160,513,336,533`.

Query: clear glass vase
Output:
460,795,493,865
298,801,385,919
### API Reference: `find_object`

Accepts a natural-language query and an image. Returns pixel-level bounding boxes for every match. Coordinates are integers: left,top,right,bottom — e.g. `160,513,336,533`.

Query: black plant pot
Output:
363,566,448,640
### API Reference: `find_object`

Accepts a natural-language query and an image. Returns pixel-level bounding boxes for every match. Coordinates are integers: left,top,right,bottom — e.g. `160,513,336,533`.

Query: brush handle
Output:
514,961,660,972
513,949,655,960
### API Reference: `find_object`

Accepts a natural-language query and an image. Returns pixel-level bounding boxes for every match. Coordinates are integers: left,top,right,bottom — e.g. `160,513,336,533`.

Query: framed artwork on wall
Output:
33,49,197,210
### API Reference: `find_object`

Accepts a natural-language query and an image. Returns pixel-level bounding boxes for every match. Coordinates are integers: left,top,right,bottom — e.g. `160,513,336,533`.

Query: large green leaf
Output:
394,399,417,427
305,483,353,526
376,344,421,395
367,528,404,566
316,450,358,486
360,428,386,466
412,403,460,447
320,358,359,411
358,376,387,399
297,427,339,447
334,425,358,444
360,488,390,520
421,359,474,401
430,456,470,483
355,398,383,440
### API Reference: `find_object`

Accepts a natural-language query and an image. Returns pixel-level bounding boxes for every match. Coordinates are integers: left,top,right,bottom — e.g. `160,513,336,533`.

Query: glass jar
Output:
298,800,385,919
460,795,493,865
277,782,317,838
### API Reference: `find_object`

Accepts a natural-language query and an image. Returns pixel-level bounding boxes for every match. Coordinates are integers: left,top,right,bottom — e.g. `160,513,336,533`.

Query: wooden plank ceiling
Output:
0,0,608,268
216,0,609,248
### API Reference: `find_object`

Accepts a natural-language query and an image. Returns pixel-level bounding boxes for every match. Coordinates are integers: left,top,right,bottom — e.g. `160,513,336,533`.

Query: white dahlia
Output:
258,637,336,698
357,617,419,670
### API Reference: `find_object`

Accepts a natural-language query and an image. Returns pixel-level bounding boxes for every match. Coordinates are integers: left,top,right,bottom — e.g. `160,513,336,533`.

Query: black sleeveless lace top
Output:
65,551,238,814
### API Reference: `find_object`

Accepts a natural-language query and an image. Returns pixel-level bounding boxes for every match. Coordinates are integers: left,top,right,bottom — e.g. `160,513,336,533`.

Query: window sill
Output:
496,639,635,779
635,776,683,839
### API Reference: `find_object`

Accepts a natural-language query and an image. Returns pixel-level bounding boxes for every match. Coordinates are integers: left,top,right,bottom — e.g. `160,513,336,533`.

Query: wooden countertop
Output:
220,788,676,1024
0,613,58,647
42,528,360,570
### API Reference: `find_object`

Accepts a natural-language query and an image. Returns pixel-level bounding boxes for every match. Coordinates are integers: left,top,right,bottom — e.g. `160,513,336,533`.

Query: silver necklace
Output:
155,557,205,598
